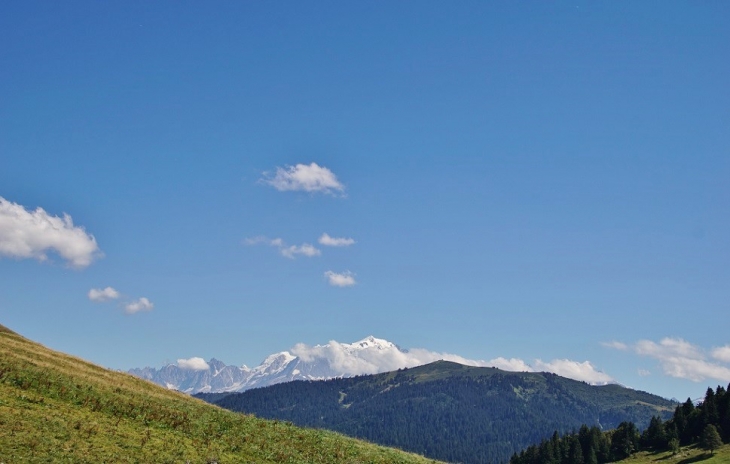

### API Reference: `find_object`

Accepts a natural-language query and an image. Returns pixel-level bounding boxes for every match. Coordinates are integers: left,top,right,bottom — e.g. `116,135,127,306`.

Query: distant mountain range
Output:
129,335,616,394
199,361,678,464
130,336,414,393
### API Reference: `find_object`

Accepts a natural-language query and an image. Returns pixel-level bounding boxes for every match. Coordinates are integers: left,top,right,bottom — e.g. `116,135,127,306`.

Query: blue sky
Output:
1,2,728,401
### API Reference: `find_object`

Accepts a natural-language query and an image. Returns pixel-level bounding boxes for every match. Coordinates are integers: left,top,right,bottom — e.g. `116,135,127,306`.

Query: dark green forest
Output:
510,383,730,464
199,361,675,464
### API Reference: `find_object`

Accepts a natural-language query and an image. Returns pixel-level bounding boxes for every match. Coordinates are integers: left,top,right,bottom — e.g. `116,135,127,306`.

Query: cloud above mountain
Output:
0,197,101,268
533,359,614,385
177,357,210,371
290,340,487,376
605,337,730,383
289,338,614,385
261,162,345,195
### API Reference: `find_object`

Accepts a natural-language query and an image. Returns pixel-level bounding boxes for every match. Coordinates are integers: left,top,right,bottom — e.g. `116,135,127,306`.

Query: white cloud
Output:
88,287,120,302
262,162,345,195
318,233,355,247
0,197,101,268
534,359,614,385
289,340,491,377
487,357,534,372
601,341,628,351
246,236,321,259
638,369,651,377
281,243,321,259
711,345,730,363
125,297,154,314
324,270,356,287
617,337,730,383
288,338,613,385
177,357,209,371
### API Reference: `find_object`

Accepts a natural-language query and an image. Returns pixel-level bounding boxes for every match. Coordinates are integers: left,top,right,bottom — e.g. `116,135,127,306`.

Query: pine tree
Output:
700,424,722,455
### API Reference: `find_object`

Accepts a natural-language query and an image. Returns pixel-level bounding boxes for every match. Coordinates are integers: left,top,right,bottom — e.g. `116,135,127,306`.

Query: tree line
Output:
510,383,730,464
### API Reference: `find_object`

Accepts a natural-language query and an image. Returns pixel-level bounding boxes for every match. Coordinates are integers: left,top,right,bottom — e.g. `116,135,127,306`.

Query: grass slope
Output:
621,444,730,463
0,326,442,463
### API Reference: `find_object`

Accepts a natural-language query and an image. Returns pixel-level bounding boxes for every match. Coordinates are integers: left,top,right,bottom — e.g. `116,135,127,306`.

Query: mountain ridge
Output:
129,335,615,394
201,360,677,464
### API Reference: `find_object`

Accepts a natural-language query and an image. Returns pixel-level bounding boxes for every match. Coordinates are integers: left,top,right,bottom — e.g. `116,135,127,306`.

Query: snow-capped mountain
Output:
128,336,406,394
128,335,616,393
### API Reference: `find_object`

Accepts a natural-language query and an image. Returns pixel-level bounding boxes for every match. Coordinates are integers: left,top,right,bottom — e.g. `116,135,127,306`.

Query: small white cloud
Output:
638,369,651,377
125,297,154,314
281,243,321,259
711,345,730,363
318,233,355,247
246,236,321,259
534,359,614,385
88,287,120,302
601,341,629,351
324,270,356,287
177,357,209,371
0,197,101,268
261,162,345,195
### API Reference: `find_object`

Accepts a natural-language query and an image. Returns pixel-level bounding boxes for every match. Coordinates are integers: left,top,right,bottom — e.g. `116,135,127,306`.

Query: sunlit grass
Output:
619,444,730,464
0,327,442,463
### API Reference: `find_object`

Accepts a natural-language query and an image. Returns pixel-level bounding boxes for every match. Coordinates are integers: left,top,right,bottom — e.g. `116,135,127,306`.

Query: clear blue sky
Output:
1,1,728,401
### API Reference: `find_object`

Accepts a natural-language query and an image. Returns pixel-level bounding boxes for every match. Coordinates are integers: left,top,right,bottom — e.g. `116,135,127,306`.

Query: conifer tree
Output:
700,424,722,455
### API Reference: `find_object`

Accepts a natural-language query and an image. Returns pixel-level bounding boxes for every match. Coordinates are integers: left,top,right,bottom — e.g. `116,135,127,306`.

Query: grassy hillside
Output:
205,361,676,464
0,325,442,463
620,443,730,463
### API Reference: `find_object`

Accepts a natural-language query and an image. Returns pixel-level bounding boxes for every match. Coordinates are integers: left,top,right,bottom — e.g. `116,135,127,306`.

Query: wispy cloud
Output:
484,357,613,385
88,287,120,302
318,233,355,247
533,359,614,385
125,297,154,314
605,337,730,383
177,357,209,371
601,341,628,351
261,162,345,195
711,345,730,363
245,236,321,259
0,197,101,268
324,270,356,287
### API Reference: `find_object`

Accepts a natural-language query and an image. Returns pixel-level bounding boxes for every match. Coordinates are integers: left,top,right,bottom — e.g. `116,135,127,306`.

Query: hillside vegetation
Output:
621,443,730,463
511,381,730,464
0,325,441,463
202,360,676,464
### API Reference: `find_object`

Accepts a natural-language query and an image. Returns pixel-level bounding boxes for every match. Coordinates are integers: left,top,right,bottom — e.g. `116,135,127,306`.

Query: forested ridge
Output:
510,383,730,464
200,361,675,464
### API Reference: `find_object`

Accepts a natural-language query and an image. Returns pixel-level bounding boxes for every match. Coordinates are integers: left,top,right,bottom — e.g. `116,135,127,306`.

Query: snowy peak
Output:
129,336,409,394
350,335,396,351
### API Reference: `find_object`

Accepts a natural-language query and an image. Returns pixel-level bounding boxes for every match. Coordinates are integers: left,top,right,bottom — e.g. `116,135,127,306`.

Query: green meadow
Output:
0,324,441,463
